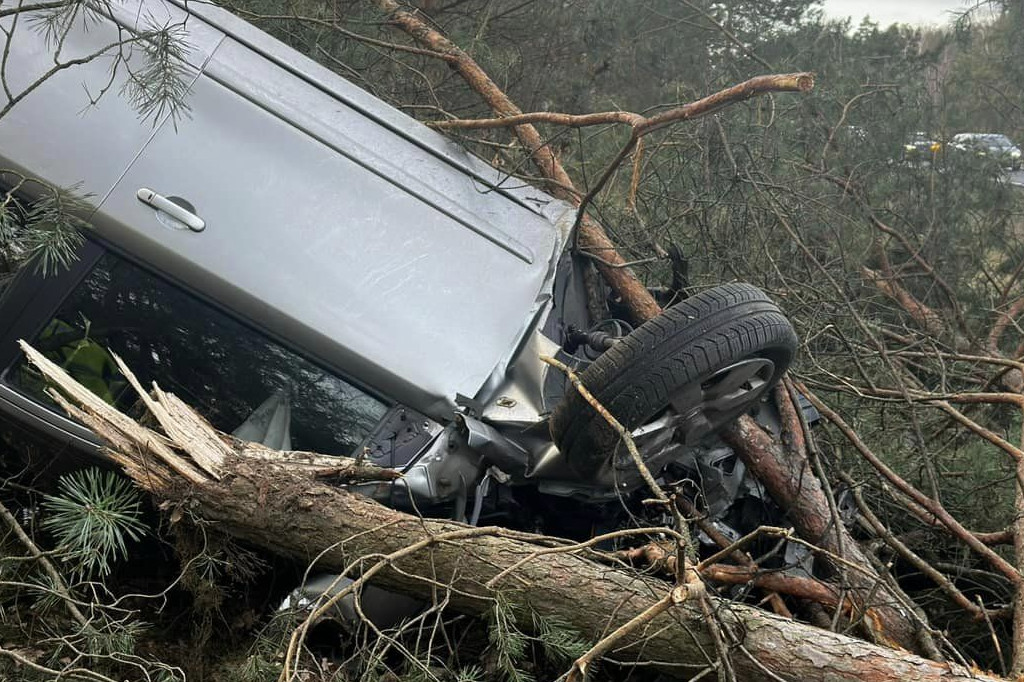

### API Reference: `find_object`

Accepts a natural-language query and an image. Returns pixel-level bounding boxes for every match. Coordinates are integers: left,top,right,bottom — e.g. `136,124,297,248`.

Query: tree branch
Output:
429,73,811,132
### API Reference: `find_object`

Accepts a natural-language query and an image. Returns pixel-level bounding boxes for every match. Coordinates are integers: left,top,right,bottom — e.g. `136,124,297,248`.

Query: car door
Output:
0,0,226,451
95,28,566,422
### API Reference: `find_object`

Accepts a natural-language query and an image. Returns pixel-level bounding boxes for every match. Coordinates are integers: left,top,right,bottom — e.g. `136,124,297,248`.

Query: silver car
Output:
950,132,1023,170
0,0,797,531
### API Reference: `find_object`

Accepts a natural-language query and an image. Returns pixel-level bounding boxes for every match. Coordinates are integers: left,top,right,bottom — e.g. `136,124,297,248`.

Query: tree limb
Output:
429,73,811,132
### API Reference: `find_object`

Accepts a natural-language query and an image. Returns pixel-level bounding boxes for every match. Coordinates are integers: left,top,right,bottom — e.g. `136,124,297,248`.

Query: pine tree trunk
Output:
193,459,997,681
22,344,1004,682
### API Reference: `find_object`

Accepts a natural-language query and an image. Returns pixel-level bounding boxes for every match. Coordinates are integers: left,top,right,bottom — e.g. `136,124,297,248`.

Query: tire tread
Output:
549,283,798,472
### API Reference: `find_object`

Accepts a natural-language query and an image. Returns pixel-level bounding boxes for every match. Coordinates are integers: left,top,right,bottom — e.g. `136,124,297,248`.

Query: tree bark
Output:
197,461,996,681
721,391,929,654
22,344,1005,681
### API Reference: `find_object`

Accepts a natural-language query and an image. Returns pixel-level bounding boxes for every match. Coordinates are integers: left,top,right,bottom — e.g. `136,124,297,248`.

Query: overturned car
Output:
0,0,799,547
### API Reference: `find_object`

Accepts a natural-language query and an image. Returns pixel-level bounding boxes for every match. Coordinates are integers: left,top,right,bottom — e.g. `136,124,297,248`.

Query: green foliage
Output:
25,0,192,127
484,593,591,682
453,666,485,682
0,197,19,247
487,592,533,682
122,21,193,125
18,186,88,277
29,0,113,47
80,615,145,658
41,468,147,578
236,613,294,682
531,612,590,667
0,0,200,287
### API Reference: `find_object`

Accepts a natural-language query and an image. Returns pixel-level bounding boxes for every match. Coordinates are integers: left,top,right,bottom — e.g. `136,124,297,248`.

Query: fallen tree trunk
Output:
21,343,1006,681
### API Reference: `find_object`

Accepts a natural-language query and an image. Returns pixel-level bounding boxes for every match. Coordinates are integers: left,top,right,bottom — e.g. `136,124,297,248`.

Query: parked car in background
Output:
950,133,1022,170
902,131,942,164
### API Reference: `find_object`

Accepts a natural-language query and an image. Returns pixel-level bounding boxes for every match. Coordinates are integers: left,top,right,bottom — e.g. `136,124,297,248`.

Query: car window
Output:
6,250,388,456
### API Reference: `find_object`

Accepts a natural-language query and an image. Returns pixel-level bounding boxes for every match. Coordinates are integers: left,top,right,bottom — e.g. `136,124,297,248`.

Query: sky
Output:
819,0,969,28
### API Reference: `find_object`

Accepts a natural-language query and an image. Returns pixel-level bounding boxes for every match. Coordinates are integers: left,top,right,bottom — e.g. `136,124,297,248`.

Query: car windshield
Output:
7,250,389,455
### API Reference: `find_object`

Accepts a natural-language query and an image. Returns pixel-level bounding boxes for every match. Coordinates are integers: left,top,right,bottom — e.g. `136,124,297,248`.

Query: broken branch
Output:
429,73,812,132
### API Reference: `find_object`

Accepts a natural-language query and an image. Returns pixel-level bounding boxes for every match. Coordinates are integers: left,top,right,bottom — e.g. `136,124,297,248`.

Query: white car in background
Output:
950,132,1022,170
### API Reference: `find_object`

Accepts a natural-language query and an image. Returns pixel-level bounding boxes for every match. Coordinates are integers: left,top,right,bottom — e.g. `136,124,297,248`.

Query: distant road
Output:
1008,170,1024,186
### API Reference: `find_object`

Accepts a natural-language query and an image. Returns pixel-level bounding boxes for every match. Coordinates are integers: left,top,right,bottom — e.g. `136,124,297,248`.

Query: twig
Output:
539,355,666,504
565,580,703,682
696,526,792,571
430,74,812,134
485,526,684,589
700,563,840,609
369,0,666,322
0,0,66,19
990,297,1024,351
537,354,721,678
676,496,793,617
1011,406,1024,675
0,498,91,629
539,354,694,574
0,646,116,682
280,524,507,681
843,476,994,621
979,594,1008,676
799,383,1022,584
699,592,738,682
226,9,458,62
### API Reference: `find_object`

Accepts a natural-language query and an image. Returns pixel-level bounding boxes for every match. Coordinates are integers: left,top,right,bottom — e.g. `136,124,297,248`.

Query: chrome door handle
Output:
136,188,206,232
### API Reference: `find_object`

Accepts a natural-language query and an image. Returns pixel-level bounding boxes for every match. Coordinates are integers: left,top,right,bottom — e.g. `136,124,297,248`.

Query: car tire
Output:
549,283,798,473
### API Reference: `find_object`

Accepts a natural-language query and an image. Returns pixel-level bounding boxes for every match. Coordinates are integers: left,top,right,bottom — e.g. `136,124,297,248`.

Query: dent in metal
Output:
480,329,561,426
457,414,529,478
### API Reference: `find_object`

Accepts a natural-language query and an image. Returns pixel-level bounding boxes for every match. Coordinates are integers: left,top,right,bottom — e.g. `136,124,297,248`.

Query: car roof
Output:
955,132,1012,141
167,0,567,218
0,0,576,420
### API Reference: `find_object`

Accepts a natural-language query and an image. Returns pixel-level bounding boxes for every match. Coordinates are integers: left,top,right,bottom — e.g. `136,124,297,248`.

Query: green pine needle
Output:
20,187,88,277
454,666,485,682
487,593,534,682
120,18,193,126
532,613,590,666
41,468,148,578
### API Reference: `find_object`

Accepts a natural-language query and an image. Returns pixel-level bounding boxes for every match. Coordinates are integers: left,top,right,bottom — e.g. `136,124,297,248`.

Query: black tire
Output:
549,283,798,473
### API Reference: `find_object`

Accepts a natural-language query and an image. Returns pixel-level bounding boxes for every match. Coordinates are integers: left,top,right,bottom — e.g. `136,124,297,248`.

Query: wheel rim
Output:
669,357,776,445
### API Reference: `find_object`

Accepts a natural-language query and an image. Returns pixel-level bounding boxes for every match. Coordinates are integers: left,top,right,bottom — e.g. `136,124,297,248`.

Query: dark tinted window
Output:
9,251,387,456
